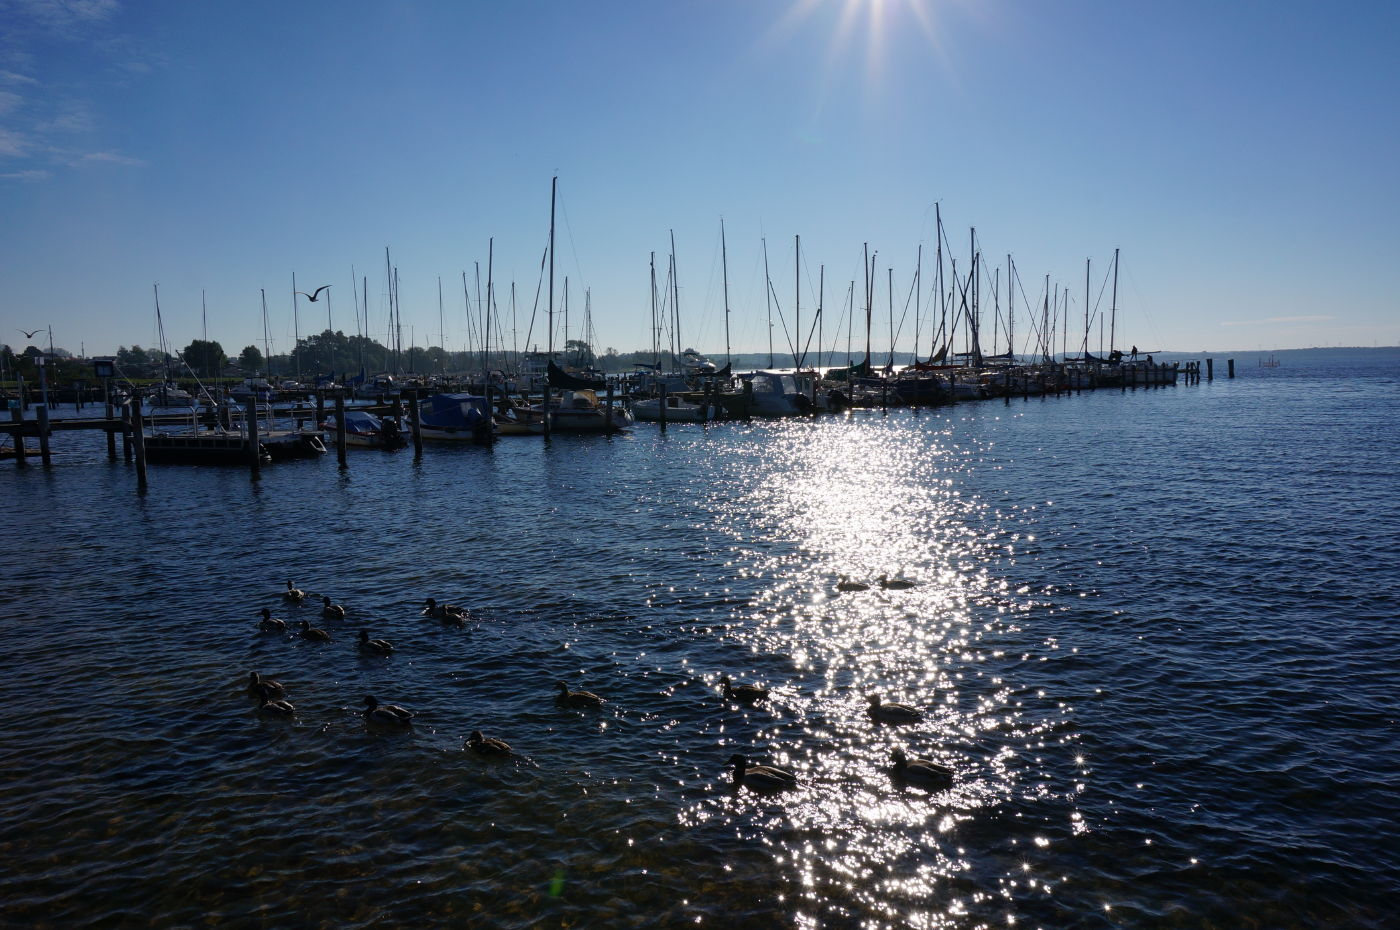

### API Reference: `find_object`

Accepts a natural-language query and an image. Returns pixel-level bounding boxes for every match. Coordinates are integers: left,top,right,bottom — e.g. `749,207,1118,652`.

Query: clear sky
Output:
2,0,1397,362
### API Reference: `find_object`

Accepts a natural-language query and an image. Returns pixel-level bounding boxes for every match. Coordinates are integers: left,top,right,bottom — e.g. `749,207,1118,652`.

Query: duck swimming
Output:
299,620,331,642
890,749,953,789
283,580,307,602
720,675,769,704
835,576,870,592
362,695,414,726
877,574,917,590
866,693,924,724
555,681,604,708
466,730,512,757
321,596,346,620
258,698,295,718
246,671,285,700
357,630,394,655
422,597,466,622
258,608,286,633
725,753,798,792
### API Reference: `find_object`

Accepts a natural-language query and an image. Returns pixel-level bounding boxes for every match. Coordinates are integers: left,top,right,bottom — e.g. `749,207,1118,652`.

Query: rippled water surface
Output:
4,363,1398,928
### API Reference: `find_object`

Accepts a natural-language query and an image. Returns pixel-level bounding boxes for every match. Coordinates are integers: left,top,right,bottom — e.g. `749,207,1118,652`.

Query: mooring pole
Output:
130,397,148,490
658,383,668,432
245,397,260,480
35,402,51,466
408,392,422,456
8,403,25,468
334,392,347,466
605,381,614,430
1227,358,1235,379
105,380,117,461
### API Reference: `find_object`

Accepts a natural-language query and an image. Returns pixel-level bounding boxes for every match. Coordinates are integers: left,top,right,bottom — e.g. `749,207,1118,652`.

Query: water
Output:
3,360,1398,928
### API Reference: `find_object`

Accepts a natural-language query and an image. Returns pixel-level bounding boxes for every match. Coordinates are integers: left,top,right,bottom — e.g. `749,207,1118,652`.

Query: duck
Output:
555,681,604,708
466,729,512,757
357,630,394,655
877,573,917,590
258,607,286,633
321,595,346,621
362,695,414,726
725,753,798,792
866,693,924,724
890,749,953,789
835,576,870,592
258,697,295,718
283,580,307,602
246,671,285,700
720,675,769,704
422,597,466,621
298,620,331,643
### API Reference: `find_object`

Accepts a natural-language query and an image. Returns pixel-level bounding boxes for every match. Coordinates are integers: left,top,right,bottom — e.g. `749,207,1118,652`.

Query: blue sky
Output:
2,0,1397,362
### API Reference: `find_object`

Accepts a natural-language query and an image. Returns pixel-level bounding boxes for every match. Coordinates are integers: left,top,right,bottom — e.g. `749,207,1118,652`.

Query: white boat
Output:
737,371,815,417
632,394,715,423
530,389,632,432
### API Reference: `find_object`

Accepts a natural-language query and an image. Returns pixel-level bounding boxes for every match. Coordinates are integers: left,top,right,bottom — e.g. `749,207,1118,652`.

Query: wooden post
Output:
949,371,957,406
742,379,753,420
485,383,497,442
1206,358,1214,381
35,403,51,466
1227,358,1235,379
120,403,132,461
245,397,260,480
131,398,148,490
105,381,117,461
334,392,347,466
408,392,422,456
8,403,25,468
605,381,614,429
658,383,668,431
881,377,888,415
315,389,325,428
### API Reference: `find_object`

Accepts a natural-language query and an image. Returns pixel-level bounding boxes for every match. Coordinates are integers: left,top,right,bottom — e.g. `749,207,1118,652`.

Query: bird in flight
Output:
295,285,331,302
20,329,40,339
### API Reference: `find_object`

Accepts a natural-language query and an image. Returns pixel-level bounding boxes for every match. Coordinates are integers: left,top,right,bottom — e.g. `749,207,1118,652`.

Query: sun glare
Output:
766,0,963,89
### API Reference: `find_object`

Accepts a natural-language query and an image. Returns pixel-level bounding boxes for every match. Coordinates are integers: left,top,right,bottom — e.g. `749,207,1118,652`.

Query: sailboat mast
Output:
650,252,658,369
721,219,731,368
291,273,300,381
794,234,801,370
1110,247,1119,355
547,176,556,436
914,244,921,364
486,238,494,379
862,243,872,370
887,266,893,370
670,229,681,365
201,290,207,342
1007,254,1014,361
934,204,945,360
438,276,445,377
260,288,271,375
762,237,773,368
1084,257,1091,358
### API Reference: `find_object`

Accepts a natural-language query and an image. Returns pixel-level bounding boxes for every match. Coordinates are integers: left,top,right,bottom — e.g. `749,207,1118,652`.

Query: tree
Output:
117,345,151,367
564,338,594,366
239,345,264,372
183,339,227,378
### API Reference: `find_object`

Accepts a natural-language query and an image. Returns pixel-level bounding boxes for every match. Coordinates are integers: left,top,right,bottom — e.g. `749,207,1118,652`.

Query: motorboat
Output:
417,392,493,441
320,409,407,449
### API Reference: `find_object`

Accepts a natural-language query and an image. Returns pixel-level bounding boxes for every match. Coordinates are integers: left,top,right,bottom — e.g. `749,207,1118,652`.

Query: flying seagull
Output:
20,329,40,339
295,285,331,302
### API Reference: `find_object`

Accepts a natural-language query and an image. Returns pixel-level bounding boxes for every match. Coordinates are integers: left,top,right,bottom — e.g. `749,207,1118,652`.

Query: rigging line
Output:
888,270,919,356
522,244,548,354
767,276,797,362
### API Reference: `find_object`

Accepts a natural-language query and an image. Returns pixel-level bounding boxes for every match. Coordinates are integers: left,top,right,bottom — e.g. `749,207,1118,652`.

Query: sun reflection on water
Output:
676,415,1077,926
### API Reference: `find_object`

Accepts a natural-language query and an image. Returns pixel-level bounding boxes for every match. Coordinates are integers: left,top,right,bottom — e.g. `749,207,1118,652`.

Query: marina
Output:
2,354,1397,928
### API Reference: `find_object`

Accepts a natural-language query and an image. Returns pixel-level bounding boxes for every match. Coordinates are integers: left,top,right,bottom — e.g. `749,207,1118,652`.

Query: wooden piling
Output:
131,398,148,490
604,381,614,429
407,392,422,456
315,390,325,428
742,379,753,420
659,384,668,431
245,397,260,480
8,403,26,468
1206,358,1214,381
1227,358,1235,379
35,404,51,466
334,392,347,466
105,391,117,461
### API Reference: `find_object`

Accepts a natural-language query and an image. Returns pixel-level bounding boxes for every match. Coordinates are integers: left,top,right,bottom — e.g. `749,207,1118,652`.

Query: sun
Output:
766,0,962,87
